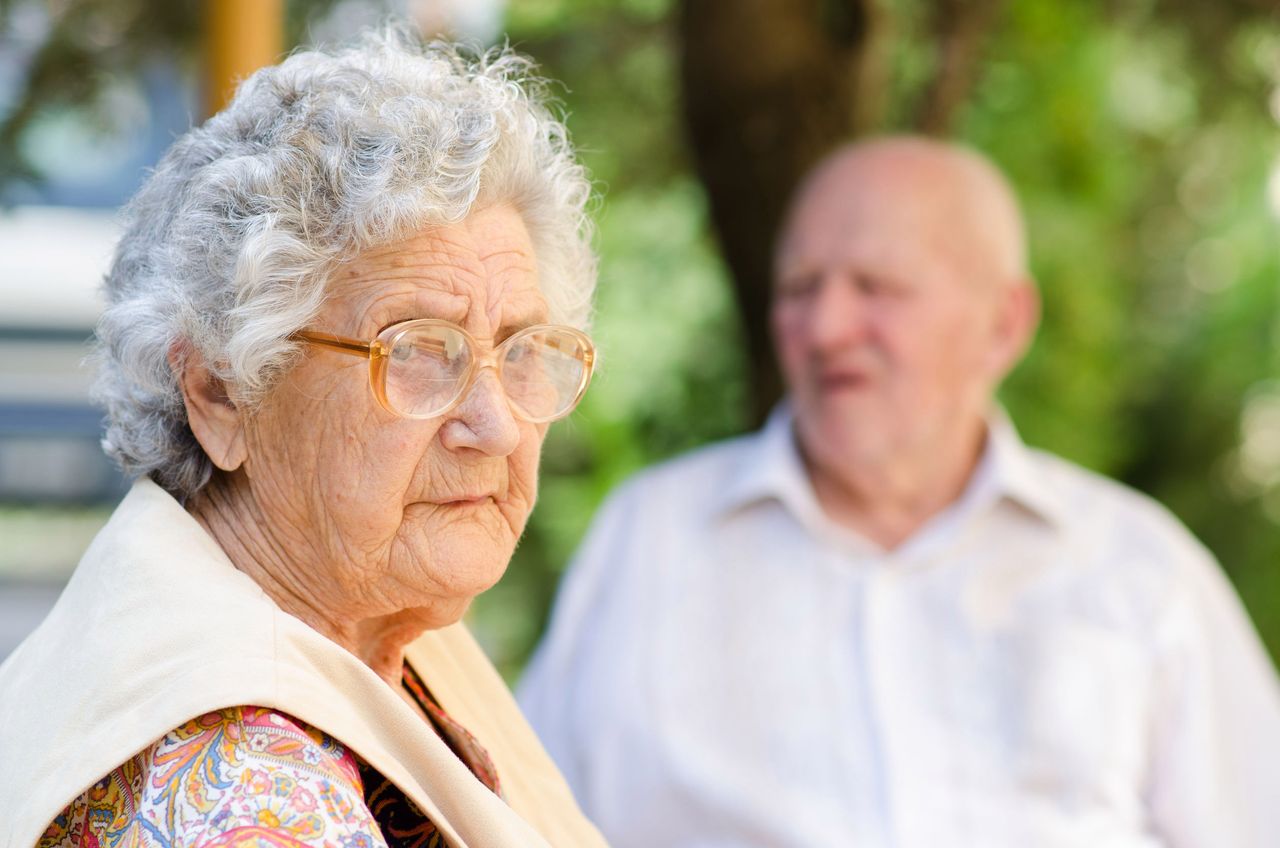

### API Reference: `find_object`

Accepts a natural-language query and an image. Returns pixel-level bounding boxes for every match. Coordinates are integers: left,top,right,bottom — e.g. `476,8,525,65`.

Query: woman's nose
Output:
438,367,521,456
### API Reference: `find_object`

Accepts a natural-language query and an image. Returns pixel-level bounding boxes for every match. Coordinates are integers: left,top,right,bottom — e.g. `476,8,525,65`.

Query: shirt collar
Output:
715,400,1067,535
716,401,829,532
982,408,1068,528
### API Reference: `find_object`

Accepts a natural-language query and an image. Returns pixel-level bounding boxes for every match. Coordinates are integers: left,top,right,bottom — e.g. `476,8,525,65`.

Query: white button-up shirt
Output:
519,405,1280,848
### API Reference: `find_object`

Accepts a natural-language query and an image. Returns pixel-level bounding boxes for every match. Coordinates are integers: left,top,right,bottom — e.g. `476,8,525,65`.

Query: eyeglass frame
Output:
292,318,596,423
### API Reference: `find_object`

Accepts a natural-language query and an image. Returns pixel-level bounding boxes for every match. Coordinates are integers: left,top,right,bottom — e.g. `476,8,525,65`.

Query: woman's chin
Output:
397,531,513,605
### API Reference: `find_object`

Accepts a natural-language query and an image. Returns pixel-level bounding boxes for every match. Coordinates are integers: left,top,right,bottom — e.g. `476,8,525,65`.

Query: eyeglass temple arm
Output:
293,331,373,358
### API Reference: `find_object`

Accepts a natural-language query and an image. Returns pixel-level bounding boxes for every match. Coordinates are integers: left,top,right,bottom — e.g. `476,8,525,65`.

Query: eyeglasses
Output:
293,319,596,423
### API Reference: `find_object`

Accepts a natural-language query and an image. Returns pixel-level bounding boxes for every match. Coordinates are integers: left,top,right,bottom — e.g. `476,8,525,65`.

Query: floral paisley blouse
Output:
39,665,500,848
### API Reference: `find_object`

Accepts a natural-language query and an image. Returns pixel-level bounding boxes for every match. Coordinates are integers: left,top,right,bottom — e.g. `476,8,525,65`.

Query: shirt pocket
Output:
1011,622,1152,804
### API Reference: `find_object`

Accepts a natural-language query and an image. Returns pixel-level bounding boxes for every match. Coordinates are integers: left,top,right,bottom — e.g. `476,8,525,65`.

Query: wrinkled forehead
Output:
323,205,548,334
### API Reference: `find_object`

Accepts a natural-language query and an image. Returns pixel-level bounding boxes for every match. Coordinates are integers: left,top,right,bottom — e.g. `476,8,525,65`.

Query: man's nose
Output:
439,367,521,456
807,275,868,350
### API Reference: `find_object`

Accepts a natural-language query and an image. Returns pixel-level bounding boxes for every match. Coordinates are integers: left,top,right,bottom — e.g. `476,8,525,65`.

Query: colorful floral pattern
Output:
41,662,505,848
39,706,385,848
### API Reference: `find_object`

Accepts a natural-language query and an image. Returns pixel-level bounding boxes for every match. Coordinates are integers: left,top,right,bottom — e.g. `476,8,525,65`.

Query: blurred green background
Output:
2,0,1278,679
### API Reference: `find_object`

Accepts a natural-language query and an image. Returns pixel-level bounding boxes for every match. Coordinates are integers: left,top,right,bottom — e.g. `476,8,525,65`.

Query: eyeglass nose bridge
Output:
450,356,515,422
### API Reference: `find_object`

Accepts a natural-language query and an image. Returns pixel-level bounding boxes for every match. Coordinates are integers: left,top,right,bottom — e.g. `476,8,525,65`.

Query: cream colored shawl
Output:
0,477,605,848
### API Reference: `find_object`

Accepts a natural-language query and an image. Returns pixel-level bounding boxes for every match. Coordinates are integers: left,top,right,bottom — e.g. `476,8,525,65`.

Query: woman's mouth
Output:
436,494,497,506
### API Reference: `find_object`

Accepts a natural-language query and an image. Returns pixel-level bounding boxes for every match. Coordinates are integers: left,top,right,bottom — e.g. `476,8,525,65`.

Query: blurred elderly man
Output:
519,137,1280,848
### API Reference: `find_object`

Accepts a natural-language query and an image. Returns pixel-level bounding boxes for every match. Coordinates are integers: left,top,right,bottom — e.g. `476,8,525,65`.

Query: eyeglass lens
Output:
383,324,588,421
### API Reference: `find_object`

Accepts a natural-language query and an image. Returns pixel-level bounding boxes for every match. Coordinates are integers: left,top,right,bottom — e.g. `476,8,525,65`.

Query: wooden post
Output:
205,0,285,117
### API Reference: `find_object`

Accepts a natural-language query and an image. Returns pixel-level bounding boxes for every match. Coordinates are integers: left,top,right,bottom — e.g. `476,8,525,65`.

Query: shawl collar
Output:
0,477,604,847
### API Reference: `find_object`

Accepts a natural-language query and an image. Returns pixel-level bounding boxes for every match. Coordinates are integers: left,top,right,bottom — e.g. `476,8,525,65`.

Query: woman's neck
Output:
186,473,431,686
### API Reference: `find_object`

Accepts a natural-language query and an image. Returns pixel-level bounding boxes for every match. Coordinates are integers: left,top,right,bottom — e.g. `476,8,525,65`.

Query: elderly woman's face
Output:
242,205,548,625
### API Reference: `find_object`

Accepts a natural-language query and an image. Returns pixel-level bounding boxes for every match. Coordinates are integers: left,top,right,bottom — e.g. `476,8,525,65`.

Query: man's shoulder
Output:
1021,445,1214,567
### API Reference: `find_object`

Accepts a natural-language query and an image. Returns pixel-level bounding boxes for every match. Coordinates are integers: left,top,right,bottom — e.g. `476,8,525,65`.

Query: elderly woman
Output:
0,31,606,848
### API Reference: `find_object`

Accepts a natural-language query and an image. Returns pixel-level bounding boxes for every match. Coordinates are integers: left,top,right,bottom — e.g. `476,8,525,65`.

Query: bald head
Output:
779,137,1028,290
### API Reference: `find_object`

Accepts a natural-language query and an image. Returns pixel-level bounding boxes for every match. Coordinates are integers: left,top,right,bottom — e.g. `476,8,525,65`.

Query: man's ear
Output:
987,279,1041,381
169,343,247,473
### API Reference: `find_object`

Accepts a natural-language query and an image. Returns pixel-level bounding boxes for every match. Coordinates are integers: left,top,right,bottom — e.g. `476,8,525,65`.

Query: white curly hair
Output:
92,28,597,499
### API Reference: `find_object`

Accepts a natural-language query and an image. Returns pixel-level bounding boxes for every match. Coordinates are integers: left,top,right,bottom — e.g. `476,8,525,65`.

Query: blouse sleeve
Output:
40,705,389,848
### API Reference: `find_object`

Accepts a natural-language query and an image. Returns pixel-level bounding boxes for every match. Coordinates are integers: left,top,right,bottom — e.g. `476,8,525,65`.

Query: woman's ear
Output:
169,343,247,472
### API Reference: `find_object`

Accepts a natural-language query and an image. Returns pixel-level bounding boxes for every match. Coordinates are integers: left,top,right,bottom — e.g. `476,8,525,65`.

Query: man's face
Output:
771,163,1013,477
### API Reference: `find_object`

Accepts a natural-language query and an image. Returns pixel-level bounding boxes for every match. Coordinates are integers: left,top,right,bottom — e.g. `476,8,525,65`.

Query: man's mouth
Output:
817,370,873,392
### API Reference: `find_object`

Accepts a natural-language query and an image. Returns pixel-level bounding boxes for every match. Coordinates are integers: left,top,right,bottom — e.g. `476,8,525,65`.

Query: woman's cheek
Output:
513,435,544,508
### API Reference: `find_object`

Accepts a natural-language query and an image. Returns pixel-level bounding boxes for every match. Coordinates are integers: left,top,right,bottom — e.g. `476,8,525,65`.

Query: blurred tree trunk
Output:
678,0,1003,424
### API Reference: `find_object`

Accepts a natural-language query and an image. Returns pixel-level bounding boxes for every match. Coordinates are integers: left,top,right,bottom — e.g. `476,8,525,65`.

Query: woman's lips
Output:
436,494,497,505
